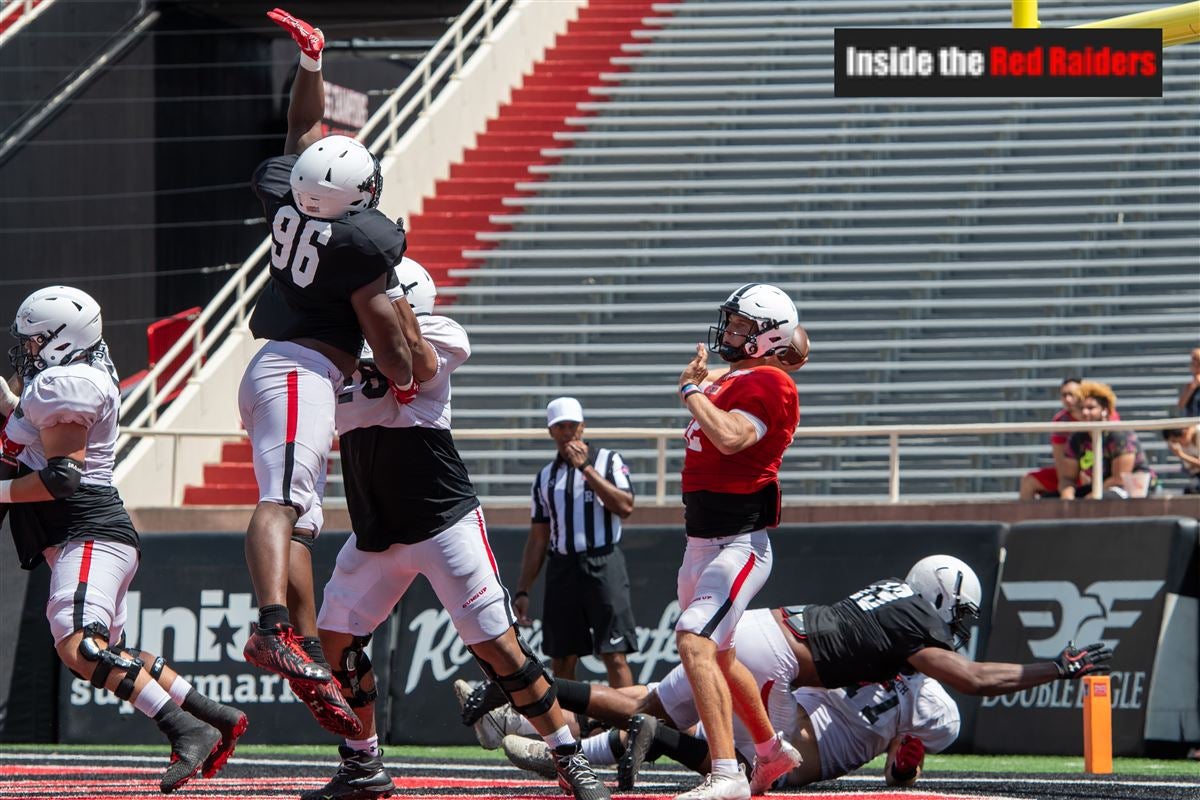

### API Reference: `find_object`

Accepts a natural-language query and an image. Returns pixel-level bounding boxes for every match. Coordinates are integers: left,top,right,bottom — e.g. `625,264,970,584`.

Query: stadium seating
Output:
184,0,1199,505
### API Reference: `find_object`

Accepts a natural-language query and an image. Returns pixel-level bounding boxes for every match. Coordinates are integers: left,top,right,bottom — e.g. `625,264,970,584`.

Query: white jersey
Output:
336,314,470,434
794,672,960,781
3,359,121,485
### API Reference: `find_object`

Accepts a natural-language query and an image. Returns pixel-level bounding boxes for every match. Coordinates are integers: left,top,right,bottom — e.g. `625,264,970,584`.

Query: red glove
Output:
890,734,924,782
267,8,324,60
390,379,419,405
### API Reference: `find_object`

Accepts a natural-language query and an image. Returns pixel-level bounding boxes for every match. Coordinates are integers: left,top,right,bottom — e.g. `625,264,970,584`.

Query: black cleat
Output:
299,745,396,800
157,708,221,794
243,622,331,685
617,713,657,790
199,704,248,779
554,743,610,800
456,678,507,726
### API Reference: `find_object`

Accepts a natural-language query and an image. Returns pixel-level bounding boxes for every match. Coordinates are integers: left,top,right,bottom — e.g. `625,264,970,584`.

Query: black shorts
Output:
542,546,639,659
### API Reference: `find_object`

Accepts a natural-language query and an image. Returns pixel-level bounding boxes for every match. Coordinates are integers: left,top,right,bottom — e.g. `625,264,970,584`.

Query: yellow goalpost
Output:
1012,0,1200,46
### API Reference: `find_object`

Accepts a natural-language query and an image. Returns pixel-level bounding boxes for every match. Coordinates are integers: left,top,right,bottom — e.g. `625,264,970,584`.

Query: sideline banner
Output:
976,517,1199,756
54,532,392,745
387,522,1005,747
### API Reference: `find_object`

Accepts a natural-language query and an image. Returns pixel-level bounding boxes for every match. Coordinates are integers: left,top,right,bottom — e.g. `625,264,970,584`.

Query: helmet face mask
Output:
8,286,103,378
289,135,383,220
905,554,983,651
708,283,799,363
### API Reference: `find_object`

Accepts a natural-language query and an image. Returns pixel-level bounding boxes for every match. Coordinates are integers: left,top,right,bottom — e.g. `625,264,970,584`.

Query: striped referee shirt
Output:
530,445,634,555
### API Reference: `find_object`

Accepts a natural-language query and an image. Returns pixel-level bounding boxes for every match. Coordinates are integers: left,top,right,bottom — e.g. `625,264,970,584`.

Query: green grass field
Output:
3,742,1197,778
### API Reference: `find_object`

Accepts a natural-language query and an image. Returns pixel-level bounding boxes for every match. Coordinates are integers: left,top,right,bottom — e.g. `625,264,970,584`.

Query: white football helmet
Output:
10,286,103,377
709,283,799,362
289,135,382,219
905,555,982,650
393,257,437,316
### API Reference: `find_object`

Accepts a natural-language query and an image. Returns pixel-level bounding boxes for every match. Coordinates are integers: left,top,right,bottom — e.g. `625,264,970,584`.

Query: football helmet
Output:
289,135,382,219
393,257,437,316
905,555,982,650
9,286,103,377
709,283,798,362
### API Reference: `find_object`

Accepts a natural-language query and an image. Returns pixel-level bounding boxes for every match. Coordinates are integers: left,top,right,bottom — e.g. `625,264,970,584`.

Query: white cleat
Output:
502,733,557,779
675,771,751,800
474,702,527,750
748,731,802,795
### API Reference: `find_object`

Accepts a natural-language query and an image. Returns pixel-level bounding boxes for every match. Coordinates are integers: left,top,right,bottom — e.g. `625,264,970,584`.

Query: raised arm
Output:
679,344,760,455
268,8,326,155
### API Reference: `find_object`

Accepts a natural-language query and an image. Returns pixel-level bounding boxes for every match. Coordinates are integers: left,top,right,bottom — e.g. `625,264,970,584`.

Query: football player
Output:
236,8,414,739
671,284,805,799
0,287,247,793
297,260,609,800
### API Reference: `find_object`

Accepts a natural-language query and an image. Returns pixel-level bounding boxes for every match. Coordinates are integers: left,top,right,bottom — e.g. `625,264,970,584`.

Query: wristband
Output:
680,383,702,400
514,591,529,600
579,460,593,471
299,51,322,72
0,480,12,504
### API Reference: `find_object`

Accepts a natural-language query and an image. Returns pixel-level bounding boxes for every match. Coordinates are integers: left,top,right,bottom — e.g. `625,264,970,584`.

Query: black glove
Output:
1053,641,1112,679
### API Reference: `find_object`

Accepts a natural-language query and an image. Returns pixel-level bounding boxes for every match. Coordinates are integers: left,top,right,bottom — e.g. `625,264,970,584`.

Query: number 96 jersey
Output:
248,154,407,358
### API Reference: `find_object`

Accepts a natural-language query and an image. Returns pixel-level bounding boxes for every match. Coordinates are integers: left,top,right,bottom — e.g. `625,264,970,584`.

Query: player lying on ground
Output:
493,671,958,790
0,287,247,794
460,554,1111,793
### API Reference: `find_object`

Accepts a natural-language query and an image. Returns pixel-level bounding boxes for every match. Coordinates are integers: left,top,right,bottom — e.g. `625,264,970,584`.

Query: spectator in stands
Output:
1058,382,1156,499
1019,378,1081,500
1161,424,1200,494
514,397,639,688
1176,347,1200,417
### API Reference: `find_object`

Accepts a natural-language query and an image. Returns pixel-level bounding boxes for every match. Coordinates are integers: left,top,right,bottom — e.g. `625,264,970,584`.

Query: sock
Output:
299,52,322,72
301,636,328,666
553,678,592,714
754,732,780,758
153,702,198,740
712,757,740,777
581,732,615,766
182,687,229,724
345,734,379,757
132,680,171,718
647,725,710,773
543,725,575,750
258,604,289,629
167,675,193,706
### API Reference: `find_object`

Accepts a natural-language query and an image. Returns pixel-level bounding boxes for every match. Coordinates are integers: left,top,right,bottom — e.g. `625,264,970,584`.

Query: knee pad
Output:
332,634,377,708
79,633,143,701
470,631,557,720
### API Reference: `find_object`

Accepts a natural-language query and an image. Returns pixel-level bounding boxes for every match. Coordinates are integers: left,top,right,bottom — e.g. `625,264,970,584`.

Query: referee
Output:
513,397,639,688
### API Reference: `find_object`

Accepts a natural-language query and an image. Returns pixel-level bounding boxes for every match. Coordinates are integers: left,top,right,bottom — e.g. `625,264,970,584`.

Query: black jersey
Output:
248,154,406,358
339,425,480,550
804,579,956,688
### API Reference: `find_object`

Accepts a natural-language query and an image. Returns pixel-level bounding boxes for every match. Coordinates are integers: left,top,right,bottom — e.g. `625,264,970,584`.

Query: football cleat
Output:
454,678,508,726
748,731,802,795
675,771,751,800
299,745,395,800
554,743,610,800
267,7,324,60
292,674,365,739
502,734,557,779
158,711,221,794
198,703,248,779
243,623,331,685
474,703,527,750
617,713,656,790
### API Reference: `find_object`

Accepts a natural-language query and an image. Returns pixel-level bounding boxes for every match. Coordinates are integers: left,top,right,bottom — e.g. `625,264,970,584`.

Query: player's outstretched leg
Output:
299,745,396,800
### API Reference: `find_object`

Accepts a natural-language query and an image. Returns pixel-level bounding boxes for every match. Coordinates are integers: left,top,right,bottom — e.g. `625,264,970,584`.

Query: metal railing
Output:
119,416,1200,507
115,0,512,447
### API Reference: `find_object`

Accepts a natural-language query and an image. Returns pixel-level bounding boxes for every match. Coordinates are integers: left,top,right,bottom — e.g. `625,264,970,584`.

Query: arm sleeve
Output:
531,470,550,523
606,450,635,496
252,155,298,214
22,374,105,429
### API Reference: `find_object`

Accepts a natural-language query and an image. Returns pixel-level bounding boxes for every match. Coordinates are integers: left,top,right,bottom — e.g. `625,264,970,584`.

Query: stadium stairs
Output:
179,0,1199,508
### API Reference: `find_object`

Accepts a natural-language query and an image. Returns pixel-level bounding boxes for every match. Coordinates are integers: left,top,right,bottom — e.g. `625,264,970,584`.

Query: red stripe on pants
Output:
285,370,299,443
728,553,757,603
78,540,95,583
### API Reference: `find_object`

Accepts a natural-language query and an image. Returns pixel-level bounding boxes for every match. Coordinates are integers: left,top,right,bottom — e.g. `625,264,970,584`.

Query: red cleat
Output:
292,674,365,739
267,8,324,60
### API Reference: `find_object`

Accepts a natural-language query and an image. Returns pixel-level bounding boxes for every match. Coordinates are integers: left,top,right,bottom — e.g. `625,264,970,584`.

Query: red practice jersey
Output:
682,365,800,494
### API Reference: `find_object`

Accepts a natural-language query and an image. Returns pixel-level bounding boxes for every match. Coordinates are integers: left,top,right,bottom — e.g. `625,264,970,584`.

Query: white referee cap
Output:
546,396,584,427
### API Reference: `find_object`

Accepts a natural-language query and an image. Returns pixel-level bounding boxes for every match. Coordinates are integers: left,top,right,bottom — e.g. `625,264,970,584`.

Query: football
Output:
776,325,810,371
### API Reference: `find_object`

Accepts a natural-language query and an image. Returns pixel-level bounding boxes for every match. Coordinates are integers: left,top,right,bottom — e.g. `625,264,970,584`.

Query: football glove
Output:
390,379,419,405
893,735,925,777
1053,641,1112,679
267,8,324,62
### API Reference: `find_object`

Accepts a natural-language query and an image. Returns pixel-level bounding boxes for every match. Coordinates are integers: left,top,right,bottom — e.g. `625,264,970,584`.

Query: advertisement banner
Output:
387,522,1005,748
976,517,1198,756
56,532,391,745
